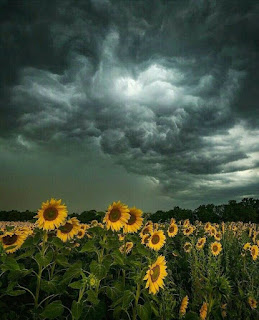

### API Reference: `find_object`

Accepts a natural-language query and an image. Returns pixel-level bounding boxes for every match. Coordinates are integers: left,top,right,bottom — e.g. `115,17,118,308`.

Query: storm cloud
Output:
0,0,259,211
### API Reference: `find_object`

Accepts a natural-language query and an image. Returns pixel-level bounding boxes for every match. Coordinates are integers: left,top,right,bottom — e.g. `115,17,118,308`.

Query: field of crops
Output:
0,199,258,320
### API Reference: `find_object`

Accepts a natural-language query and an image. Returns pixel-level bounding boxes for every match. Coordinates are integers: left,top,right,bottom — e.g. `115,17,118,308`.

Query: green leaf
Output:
62,261,82,283
40,279,59,294
52,237,64,249
185,311,200,320
90,260,107,279
137,302,151,320
40,300,64,319
1,257,20,271
68,280,83,290
122,290,134,310
7,290,26,296
86,289,100,305
16,248,35,260
111,251,124,266
56,254,69,267
71,301,83,320
80,240,97,252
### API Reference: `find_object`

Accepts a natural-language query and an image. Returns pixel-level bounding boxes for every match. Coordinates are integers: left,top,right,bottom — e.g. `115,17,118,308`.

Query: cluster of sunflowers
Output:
0,198,258,319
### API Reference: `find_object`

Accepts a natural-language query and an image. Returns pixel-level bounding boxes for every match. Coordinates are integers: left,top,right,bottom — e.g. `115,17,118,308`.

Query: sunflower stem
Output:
133,282,141,320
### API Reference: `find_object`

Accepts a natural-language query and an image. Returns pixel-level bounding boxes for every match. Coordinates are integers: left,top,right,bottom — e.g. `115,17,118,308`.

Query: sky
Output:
0,0,259,213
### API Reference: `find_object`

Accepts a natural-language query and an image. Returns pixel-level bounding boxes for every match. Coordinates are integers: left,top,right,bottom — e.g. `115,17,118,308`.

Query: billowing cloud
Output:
0,0,258,211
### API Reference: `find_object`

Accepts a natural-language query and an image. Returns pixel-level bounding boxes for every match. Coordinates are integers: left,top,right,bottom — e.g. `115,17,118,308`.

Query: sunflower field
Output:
0,199,258,320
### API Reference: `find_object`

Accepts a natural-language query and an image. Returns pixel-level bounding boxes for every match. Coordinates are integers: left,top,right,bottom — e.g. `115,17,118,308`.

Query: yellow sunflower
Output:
56,217,80,242
179,295,188,317
248,297,257,309
251,245,258,261
0,231,27,253
77,229,85,239
141,234,150,246
118,234,125,241
183,219,190,228
196,237,206,250
214,232,222,241
167,223,178,237
243,242,251,251
170,218,176,224
200,302,208,320
210,226,217,236
123,207,143,233
35,198,68,231
148,230,166,251
143,255,167,295
183,226,194,236
103,201,130,232
183,242,192,253
119,241,134,254
140,224,153,238
211,241,222,256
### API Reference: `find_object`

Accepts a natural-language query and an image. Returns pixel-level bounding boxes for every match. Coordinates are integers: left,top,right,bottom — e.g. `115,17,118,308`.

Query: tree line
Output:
0,198,258,223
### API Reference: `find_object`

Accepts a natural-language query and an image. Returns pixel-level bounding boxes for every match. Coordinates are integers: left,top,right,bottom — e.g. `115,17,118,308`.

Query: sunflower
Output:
214,232,222,241
148,230,166,251
141,234,150,246
35,198,68,231
243,242,251,251
210,226,217,236
183,226,194,236
118,234,125,241
179,296,188,317
119,241,134,254
77,229,85,239
56,217,80,242
204,222,211,232
103,201,130,232
248,297,257,309
170,218,176,224
143,255,167,295
200,302,208,320
123,207,143,233
183,242,192,253
183,219,190,228
0,231,27,253
211,241,222,256
140,224,153,238
167,223,178,237
251,245,258,260
196,237,206,250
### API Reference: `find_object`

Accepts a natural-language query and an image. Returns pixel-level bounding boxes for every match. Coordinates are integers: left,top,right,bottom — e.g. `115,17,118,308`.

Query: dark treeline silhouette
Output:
0,198,258,223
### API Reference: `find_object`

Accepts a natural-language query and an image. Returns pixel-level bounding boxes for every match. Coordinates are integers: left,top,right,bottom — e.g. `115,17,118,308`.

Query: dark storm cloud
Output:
0,0,258,210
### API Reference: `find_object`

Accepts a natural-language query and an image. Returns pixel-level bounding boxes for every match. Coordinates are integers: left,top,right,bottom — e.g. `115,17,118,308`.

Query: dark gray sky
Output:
0,0,259,213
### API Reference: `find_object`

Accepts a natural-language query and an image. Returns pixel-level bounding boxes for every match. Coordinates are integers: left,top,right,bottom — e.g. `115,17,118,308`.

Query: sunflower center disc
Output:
213,245,218,252
169,226,175,233
151,234,160,245
43,207,59,221
60,222,73,234
109,209,121,222
127,213,137,225
142,227,149,235
151,265,160,282
2,234,18,245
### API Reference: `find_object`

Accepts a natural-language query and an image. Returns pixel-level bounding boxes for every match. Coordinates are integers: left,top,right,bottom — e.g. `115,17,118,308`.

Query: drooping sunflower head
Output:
248,297,257,309
214,231,222,241
251,245,258,261
143,255,167,295
179,296,189,316
183,242,192,253
119,241,134,254
211,241,222,256
183,219,190,228
210,226,217,236
123,207,143,233
56,217,80,242
35,198,68,231
0,231,27,253
204,222,211,232
196,237,206,250
167,223,178,237
103,201,130,232
148,230,166,251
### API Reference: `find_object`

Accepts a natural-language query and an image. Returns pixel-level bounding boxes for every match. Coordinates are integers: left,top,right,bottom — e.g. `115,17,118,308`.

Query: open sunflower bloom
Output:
35,198,68,231
196,237,206,250
103,201,130,232
0,231,27,253
143,255,167,295
148,230,166,251
57,217,80,242
167,223,178,237
211,241,222,256
123,207,143,233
